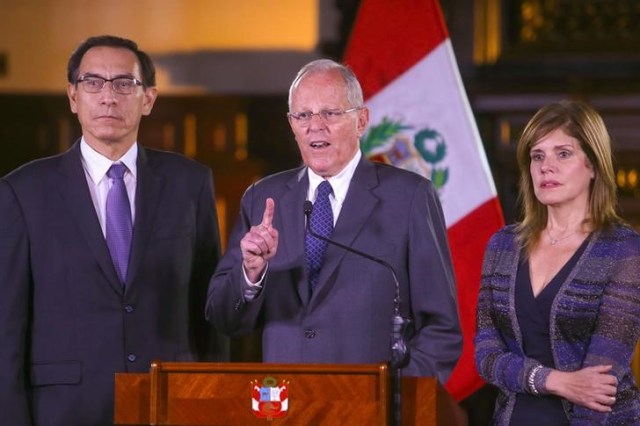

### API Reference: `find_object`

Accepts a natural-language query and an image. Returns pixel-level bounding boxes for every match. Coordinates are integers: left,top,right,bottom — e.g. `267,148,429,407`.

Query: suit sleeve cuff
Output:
241,263,268,301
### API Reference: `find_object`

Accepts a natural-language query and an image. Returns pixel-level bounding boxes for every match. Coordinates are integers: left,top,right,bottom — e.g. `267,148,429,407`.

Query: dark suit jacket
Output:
207,156,461,383
0,142,225,426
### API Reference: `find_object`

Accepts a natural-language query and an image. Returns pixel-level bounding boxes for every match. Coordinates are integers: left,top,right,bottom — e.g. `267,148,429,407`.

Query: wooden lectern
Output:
114,362,467,425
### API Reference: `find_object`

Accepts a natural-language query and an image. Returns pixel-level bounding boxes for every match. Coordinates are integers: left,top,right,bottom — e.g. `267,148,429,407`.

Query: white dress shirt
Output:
306,149,361,225
80,139,137,237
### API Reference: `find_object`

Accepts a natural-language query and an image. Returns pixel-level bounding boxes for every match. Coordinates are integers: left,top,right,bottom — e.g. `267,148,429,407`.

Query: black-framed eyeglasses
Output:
76,75,144,95
287,107,362,124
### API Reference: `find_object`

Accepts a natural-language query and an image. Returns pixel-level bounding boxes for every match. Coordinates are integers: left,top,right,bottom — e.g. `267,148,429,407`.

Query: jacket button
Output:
304,329,316,339
124,305,134,313
127,354,137,362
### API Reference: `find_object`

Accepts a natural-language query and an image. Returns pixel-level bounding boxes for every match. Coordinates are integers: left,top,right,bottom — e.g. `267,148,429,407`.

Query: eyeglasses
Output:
76,75,144,95
287,107,362,124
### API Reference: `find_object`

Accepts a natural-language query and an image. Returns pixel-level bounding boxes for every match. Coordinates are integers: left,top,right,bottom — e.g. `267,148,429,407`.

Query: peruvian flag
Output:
344,0,504,401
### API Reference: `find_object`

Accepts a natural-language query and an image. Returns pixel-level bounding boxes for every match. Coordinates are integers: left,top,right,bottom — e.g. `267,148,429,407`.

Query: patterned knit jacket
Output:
475,224,640,425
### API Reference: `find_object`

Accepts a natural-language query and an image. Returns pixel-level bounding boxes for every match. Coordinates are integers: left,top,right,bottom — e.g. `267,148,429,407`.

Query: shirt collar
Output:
80,138,138,184
307,149,361,204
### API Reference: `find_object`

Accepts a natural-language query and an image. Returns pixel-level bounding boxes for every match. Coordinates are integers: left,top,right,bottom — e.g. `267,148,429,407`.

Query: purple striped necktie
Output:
106,163,132,284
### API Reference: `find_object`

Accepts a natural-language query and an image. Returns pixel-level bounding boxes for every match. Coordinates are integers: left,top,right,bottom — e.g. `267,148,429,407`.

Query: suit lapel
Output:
278,168,309,305
126,147,163,289
310,158,380,307
58,142,123,293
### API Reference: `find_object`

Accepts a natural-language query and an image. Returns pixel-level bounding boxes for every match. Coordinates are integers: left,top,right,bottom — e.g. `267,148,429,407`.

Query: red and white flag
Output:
344,0,504,401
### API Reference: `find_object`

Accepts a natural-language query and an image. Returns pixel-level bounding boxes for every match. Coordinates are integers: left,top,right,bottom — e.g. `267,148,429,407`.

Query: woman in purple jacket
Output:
475,100,640,425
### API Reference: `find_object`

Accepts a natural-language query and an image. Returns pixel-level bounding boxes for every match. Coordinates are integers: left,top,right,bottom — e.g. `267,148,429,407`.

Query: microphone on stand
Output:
303,200,411,369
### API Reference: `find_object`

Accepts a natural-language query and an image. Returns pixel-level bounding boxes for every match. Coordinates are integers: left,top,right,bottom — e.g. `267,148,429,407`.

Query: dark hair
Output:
67,35,156,87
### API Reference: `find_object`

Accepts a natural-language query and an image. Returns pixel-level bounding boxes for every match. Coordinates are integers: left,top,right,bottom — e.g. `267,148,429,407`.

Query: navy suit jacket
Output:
207,156,461,383
0,142,225,426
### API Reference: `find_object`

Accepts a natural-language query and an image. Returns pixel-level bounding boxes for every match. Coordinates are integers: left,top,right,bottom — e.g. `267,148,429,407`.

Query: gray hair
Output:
288,59,364,110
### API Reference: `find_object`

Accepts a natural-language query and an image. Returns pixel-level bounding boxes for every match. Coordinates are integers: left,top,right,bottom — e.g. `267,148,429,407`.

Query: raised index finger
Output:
262,198,275,228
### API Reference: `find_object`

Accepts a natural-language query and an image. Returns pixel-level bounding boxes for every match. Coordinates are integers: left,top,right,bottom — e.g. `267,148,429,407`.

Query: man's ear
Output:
67,83,78,114
357,106,369,137
142,87,158,116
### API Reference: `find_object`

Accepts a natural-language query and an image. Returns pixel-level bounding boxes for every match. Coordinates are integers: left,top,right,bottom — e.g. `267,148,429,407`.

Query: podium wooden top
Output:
143,361,390,376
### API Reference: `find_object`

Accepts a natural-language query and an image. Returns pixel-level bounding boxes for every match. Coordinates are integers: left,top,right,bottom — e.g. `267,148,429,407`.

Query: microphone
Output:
303,200,411,369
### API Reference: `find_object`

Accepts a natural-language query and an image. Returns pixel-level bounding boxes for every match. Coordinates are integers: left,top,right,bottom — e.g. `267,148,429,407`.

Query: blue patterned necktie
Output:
106,163,132,284
305,181,334,292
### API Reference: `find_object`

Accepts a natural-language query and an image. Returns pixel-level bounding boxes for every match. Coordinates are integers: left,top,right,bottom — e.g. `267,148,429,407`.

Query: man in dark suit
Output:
207,59,461,382
0,35,226,425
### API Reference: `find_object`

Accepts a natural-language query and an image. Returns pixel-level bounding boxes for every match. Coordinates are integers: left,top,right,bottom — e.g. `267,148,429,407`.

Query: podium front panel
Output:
115,362,390,425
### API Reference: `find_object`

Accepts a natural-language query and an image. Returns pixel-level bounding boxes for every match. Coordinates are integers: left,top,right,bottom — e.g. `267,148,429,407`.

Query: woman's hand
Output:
545,365,618,412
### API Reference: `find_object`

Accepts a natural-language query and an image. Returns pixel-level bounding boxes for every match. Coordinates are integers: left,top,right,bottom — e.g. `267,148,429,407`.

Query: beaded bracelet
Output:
528,365,543,395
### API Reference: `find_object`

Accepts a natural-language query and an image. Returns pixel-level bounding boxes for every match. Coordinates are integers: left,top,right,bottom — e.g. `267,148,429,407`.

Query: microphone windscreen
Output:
303,200,313,216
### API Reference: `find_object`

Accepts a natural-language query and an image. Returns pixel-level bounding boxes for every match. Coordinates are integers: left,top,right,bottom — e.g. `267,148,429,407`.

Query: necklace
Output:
546,228,578,246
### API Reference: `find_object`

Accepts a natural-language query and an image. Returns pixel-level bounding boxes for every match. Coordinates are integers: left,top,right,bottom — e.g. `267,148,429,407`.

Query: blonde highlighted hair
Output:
515,100,620,254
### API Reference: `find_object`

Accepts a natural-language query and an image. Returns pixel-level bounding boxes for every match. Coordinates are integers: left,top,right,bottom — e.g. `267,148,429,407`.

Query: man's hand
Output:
240,198,279,282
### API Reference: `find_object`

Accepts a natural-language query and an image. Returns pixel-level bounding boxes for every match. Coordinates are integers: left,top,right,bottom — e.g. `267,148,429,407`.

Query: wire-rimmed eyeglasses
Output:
287,107,362,124
76,75,144,95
